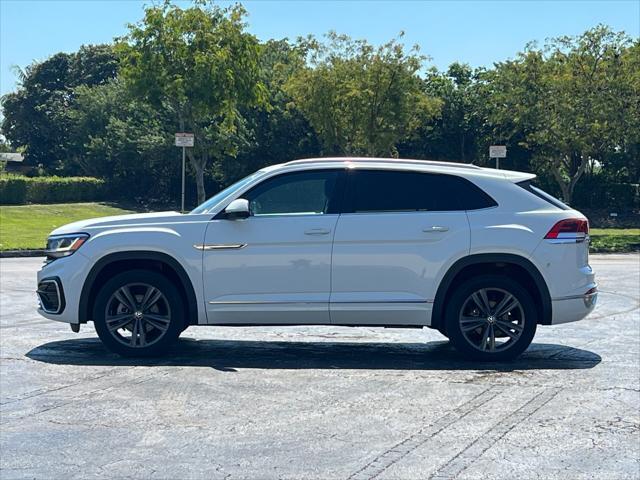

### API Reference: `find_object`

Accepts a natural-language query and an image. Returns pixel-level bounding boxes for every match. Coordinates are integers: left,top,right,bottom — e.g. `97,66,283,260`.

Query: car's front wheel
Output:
93,269,184,357
445,275,537,361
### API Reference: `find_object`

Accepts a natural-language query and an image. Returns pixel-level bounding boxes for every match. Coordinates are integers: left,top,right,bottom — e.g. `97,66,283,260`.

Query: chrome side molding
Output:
208,299,431,305
194,243,247,251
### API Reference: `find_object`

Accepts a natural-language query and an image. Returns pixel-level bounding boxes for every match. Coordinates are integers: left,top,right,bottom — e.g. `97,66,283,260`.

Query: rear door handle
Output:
423,226,449,233
304,228,331,235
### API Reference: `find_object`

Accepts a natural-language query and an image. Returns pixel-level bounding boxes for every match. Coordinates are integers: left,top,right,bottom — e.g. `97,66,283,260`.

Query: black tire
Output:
93,269,184,357
445,275,537,361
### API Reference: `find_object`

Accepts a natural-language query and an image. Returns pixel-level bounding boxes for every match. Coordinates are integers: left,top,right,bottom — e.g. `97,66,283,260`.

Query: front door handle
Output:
423,226,449,233
304,228,331,235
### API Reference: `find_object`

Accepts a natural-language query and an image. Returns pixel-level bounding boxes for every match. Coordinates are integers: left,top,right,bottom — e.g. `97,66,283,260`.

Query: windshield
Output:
190,171,264,214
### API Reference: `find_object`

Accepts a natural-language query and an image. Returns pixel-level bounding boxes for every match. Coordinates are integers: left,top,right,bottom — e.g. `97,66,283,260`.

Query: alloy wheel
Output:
104,283,172,348
458,287,525,352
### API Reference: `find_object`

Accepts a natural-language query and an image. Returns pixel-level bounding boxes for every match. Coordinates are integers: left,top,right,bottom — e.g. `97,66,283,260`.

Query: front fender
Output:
76,220,209,325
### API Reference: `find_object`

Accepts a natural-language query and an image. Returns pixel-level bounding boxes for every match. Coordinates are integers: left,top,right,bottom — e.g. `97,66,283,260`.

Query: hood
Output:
49,211,184,236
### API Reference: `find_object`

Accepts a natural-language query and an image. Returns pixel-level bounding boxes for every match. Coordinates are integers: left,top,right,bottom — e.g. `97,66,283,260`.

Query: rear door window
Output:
345,170,497,213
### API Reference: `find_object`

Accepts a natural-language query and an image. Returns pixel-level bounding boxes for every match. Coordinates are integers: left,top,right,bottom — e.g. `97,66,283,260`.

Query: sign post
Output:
175,133,195,212
489,145,507,169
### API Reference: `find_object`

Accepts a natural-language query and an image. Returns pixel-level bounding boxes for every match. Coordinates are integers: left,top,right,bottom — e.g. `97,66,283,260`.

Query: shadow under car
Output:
26,337,601,372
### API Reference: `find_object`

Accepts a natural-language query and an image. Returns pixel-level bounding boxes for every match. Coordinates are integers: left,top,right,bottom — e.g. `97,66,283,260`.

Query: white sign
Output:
489,145,507,158
175,133,195,147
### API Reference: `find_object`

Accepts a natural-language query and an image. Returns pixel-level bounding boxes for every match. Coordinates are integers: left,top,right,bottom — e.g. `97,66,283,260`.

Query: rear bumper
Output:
550,285,598,324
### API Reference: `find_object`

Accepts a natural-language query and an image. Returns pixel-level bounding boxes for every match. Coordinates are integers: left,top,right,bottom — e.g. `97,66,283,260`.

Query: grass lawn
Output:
589,228,640,253
0,203,137,251
0,202,638,253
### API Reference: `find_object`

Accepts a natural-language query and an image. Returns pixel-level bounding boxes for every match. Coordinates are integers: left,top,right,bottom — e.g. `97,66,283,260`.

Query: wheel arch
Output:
431,253,552,331
79,251,199,326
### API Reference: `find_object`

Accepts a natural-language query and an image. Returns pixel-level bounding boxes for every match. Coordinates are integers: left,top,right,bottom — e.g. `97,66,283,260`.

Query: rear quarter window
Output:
517,181,570,210
450,176,499,210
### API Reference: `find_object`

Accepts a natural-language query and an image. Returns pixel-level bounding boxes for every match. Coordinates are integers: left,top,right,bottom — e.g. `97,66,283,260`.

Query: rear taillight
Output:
544,218,589,241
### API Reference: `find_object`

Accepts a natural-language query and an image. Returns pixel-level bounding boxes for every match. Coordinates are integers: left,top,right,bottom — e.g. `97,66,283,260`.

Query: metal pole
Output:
181,146,186,213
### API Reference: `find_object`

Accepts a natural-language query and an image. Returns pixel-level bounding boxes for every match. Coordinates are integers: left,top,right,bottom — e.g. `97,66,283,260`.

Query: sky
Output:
1,0,639,96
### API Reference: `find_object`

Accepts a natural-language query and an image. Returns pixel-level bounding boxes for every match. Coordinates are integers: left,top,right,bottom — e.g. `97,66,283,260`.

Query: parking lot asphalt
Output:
0,254,639,480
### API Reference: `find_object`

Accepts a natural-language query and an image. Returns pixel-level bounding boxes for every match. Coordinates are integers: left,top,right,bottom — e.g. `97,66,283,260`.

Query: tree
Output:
222,39,321,183
286,32,439,157
66,79,176,202
400,63,488,162
0,45,118,169
484,25,637,204
116,1,266,203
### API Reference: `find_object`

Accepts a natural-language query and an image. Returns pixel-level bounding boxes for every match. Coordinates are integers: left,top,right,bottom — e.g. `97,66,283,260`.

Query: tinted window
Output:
517,181,570,210
246,170,339,216
455,176,498,210
191,171,263,214
347,170,496,213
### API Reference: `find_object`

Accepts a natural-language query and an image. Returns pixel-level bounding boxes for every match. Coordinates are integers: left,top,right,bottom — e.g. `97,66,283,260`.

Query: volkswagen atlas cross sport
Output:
36,158,597,360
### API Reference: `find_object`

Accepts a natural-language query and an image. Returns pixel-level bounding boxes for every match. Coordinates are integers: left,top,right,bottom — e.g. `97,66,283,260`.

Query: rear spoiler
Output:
499,170,537,183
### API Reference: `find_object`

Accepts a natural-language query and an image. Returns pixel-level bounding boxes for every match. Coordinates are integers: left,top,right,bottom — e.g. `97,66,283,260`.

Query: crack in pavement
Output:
1,368,182,424
0,371,115,406
429,387,561,480
347,386,505,480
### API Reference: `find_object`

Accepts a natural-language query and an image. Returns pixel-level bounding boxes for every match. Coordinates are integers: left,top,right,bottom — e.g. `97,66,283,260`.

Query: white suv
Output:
37,158,597,360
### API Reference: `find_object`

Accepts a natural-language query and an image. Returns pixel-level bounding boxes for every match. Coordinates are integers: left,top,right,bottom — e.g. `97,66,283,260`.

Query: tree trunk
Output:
560,182,573,205
549,153,588,206
194,163,206,205
185,149,207,205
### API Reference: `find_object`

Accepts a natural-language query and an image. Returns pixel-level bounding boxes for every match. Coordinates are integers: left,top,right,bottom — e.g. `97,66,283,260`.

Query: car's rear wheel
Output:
93,269,184,357
445,275,537,361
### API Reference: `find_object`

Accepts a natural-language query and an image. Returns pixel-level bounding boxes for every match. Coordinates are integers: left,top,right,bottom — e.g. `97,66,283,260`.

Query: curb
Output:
0,250,45,258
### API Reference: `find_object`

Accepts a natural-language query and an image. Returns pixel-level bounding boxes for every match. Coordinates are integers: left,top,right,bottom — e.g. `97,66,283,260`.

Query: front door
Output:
202,169,342,324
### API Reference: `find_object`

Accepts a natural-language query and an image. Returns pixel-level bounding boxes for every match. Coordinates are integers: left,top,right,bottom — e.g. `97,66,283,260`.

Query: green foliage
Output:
589,229,640,253
221,39,321,183
0,175,27,204
0,45,118,170
0,174,105,205
287,32,439,156
481,25,638,203
116,1,266,203
0,140,13,153
573,177,639,210
66,79,178,202
399,63,484,163
0,15,637,212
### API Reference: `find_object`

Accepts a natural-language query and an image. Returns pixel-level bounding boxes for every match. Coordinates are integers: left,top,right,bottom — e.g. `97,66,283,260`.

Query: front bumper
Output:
36,253,90,324
37,277,65,314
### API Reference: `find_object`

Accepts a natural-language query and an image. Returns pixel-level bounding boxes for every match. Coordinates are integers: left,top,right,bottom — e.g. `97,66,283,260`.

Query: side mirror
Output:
224,198,250,220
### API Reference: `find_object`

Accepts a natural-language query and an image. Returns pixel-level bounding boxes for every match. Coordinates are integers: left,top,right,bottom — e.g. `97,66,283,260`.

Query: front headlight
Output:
45,233,89,261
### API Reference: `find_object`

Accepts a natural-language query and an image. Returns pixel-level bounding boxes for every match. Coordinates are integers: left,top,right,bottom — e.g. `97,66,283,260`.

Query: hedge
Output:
572,178,639,211
0,175,105,205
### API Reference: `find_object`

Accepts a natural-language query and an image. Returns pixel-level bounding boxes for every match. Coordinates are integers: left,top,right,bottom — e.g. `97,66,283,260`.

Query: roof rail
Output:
285,157,482,169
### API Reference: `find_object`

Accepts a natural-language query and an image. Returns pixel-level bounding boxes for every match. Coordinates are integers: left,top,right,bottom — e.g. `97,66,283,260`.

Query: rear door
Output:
330,169,472,325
